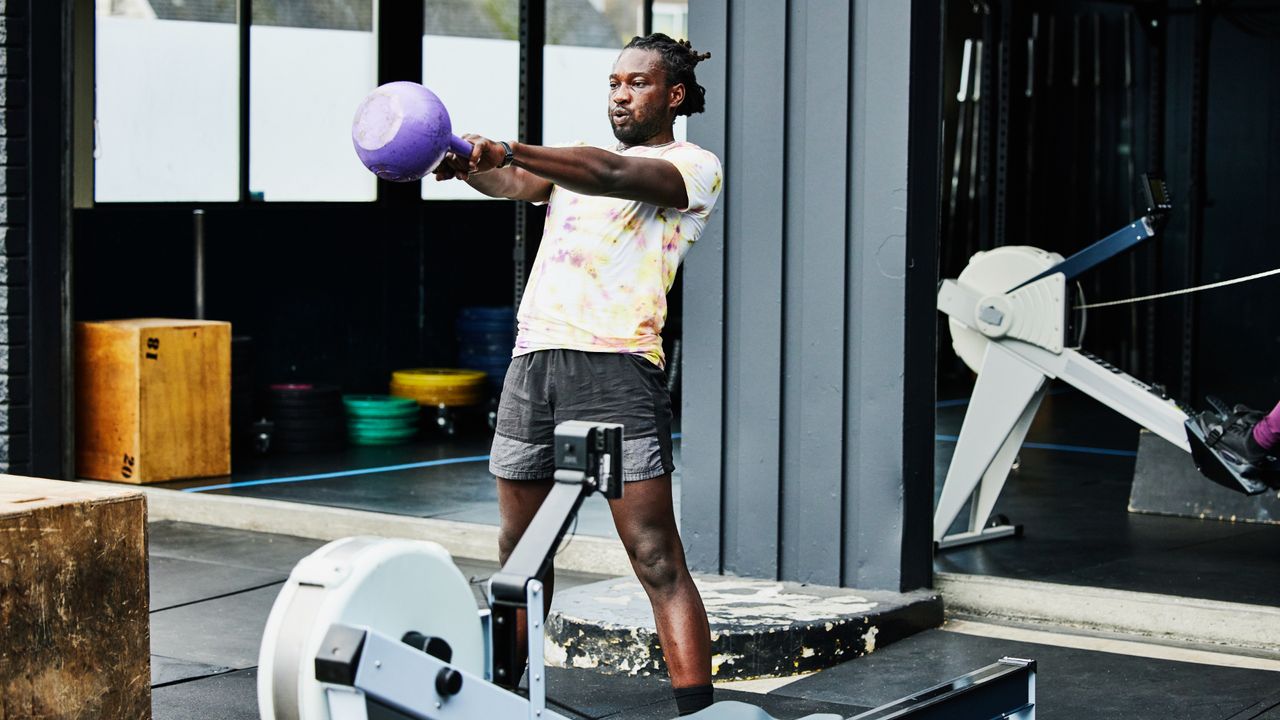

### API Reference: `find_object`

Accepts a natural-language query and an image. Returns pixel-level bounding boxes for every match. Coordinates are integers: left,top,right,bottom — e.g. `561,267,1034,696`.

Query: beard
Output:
611,111,667,146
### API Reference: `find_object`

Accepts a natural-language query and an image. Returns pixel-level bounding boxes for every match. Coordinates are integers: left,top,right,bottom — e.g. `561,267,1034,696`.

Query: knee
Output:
498,526,523,564
628,536,684,594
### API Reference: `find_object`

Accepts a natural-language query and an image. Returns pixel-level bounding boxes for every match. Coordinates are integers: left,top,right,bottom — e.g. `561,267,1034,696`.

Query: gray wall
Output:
683,0,936,592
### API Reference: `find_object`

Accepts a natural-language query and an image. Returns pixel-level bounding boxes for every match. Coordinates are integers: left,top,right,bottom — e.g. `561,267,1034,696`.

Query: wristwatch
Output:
497,140,515,169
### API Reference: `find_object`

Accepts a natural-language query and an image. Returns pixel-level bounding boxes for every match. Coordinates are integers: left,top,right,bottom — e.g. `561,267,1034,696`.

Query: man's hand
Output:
433,134,505,182
431,134,553,203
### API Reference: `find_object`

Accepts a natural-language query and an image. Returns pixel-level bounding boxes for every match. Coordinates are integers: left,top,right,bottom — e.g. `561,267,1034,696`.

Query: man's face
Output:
608,48,680,145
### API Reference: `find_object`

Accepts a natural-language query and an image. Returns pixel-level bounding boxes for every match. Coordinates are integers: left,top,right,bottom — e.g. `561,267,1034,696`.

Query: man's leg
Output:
497,477,556,671
608,474,712,692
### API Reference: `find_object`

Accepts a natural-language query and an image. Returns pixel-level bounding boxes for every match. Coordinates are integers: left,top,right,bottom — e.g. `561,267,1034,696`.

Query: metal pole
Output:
515,0,546,311
237,0,251,202
194,209,206,319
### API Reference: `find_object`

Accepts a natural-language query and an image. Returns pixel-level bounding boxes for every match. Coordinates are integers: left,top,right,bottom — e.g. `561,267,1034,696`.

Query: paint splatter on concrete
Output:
546,575,941,680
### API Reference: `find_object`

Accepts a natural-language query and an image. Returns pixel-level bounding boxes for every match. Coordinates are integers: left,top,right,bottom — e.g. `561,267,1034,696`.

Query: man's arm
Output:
439,136,689,209
434,134,553,203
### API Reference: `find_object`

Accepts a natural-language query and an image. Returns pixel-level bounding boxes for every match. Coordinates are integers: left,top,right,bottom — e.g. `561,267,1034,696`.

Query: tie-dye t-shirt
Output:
514,141,723,368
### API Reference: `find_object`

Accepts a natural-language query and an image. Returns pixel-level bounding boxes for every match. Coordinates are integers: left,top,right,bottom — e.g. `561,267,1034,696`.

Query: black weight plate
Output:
267,398,343,411
267,394,341,407
272,411,343,423
269,417,343,431
457,306,514,321
266,397,343,410
273,433,346,446
267,383,341,400
273,443,344,455
456,332,515,347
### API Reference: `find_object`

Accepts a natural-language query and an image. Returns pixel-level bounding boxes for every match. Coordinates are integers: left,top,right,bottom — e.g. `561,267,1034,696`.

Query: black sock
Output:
673,684,714,716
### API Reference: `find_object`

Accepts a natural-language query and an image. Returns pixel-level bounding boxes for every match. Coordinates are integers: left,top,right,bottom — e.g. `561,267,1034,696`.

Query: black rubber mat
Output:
1229,690,1280,720
772,628,1280,719
150,555,285,611
149,520,326,574
158,439,683,540
152,668,258,720
209,460,500,519
1045,525,1280,606
150,584,283,670
540,667,867,720
932,385,1280,607
151,654,232,687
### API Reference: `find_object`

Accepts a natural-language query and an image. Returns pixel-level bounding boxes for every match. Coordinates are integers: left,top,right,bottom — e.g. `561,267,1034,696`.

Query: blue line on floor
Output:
934,435,1136,458
190,433,687,494
184,455,492,493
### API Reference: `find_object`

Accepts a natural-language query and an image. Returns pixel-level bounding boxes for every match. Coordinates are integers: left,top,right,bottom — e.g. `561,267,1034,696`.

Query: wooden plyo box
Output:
0,476,150,719
76,318,231,483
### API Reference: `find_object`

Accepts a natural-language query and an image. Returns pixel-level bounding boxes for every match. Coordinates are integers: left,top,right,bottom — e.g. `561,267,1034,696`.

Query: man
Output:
434,33,723,716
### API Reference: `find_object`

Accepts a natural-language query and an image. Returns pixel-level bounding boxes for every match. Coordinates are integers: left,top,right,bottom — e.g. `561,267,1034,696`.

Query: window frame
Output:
83,0,672,206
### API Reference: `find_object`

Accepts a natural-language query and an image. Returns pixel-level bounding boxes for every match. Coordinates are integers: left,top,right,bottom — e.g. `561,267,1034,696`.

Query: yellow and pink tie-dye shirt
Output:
513,141,723,368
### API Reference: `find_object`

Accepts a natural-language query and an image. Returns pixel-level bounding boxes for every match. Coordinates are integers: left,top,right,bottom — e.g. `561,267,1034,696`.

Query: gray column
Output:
682,0,936,592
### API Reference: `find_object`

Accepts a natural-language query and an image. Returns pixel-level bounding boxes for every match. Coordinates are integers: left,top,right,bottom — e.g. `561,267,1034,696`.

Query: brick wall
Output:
0,1,32,474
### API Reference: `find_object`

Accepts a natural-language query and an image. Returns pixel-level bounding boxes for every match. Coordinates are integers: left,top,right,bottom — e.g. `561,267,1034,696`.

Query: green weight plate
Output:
345,406,420,420
347,417,419,431
348,425,419,441
343,394,421,418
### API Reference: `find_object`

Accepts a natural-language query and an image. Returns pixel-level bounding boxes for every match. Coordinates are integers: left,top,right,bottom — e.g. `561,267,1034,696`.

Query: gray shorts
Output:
490,349,674,482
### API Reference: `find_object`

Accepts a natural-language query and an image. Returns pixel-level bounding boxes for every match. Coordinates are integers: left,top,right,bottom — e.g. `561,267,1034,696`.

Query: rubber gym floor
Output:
149,383,1280,718
148,519,1280,720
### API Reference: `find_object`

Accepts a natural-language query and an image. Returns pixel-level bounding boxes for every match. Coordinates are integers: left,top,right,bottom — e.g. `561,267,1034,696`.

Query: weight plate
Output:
348,425,419,441
342,395,420,418
347,417,418,431
391,368,486,386
270,416,343,430
458,305,514,320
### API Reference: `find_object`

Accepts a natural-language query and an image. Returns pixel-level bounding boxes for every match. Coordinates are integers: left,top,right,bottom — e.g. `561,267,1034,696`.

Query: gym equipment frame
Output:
934,174,1277,550
261,421,1038,720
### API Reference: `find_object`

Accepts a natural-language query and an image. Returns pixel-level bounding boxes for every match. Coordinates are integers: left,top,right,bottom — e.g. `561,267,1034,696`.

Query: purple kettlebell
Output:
351,81,474,182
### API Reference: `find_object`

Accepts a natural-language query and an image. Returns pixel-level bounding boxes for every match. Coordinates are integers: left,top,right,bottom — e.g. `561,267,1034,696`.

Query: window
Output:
652,2,687,42
543,0,686,148
93,0,685,203
422,0,520,201
543,0,639,148
95,0,239,202
249,0,377,201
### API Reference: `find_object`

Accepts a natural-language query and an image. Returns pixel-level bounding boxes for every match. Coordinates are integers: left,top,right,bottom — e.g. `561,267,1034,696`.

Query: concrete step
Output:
937,571,1280,657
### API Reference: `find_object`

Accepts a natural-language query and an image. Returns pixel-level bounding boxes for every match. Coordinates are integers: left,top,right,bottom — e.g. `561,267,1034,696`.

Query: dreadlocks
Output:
623,33,712,117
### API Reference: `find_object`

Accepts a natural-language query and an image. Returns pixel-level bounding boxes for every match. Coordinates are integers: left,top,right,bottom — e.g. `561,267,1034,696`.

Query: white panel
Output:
543,44,619,149
422,35,520,201
250,25,377,202
95,17,239,203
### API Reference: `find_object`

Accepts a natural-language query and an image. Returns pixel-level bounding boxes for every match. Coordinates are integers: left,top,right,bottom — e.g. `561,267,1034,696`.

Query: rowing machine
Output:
934,174,1278,550
258,421,1038,719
